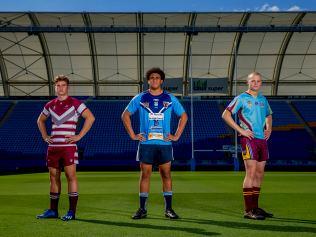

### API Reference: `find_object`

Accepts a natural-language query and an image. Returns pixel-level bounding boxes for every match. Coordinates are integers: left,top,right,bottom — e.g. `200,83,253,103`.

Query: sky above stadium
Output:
0,0,313,12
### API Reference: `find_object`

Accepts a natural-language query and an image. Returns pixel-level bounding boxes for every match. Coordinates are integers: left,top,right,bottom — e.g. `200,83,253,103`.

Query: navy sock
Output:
139,192,148,210
163,191,173,210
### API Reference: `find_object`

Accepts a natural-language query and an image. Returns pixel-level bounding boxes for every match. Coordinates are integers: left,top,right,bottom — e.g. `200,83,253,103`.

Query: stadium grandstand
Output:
0,12,316,171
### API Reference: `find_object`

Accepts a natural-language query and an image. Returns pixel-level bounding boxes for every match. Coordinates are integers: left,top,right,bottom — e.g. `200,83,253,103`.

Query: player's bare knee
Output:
49,173,60,182
255,171,264,180
160,170,171,180
65,172,77,182
140,172,151,180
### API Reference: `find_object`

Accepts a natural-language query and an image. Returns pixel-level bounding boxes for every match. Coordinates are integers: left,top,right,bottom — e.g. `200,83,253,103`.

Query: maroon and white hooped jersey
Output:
42,96,87,147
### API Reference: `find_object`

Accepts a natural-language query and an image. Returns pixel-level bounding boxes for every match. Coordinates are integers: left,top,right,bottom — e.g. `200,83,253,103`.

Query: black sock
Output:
139,192,148,210
163,191,173,210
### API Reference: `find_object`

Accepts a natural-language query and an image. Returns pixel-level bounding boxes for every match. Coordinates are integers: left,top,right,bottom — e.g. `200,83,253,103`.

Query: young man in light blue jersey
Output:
222,72,273,220
122,67,188,219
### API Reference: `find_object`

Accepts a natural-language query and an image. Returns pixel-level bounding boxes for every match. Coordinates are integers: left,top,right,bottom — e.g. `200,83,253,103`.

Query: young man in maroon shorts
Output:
36,75,95,221
222,72,273,220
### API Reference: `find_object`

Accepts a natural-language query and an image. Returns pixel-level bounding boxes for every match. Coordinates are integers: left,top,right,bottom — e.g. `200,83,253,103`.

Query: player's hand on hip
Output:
65,135,82,143
240,129,254,140
44,136,53,144
132,133,146,141
264,129,272,140
164,133,179,142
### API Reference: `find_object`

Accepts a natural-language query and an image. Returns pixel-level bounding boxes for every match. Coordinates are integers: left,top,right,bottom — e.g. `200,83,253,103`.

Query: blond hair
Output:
247,72,262,81
54,75,69,85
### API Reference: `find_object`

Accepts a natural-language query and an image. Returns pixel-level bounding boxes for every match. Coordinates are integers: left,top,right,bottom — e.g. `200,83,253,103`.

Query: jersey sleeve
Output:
171,94,185,116
226,96,243,115
126,94,141,114
73,98,87,115
42,102,51,117
265,99,273,117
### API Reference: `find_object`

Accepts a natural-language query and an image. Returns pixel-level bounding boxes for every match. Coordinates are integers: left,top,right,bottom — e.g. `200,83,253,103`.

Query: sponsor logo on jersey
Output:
148,113,164,120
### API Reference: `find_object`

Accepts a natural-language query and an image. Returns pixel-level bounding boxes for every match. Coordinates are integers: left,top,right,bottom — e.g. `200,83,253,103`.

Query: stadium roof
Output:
0,12,316,96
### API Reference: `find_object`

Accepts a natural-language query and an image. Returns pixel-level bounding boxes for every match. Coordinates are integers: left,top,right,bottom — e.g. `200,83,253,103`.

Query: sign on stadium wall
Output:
143,78,183,94
143,77,228,94
190,78,228,94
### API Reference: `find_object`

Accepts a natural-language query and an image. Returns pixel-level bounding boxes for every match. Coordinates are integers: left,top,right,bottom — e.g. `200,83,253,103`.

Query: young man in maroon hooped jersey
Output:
36,75,95,221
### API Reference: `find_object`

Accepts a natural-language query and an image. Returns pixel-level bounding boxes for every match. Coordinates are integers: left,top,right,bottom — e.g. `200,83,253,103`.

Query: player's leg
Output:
243,159,257,213
60,146,79,221
37,148,61,219
132,145,154,219
243,160,264,220
159,161,178,219
252,160,266,209
241,138,257,213
49,167,61,211
62,164,78,221
140,162,152,194
158,145,178,219
253,140,273,217
159,161,172,194
132,162,152,219
242,138,265,220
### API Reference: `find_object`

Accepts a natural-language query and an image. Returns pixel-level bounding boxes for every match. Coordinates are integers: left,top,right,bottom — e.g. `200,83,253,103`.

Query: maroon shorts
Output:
240,137,269,162
46,146,78,168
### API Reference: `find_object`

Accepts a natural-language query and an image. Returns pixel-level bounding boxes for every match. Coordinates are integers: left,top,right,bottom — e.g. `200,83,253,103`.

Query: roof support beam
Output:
137,13,144,92
0,49,9,96
227,12,251,96
1,25,316,33
272,13,306,95
183,13,197,96
82,13,99,96
28,13,54,96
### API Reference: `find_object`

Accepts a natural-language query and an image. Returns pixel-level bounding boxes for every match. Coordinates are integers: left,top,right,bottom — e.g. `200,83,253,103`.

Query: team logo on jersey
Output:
163,101,171,108
255,102,259,105
259,102,265,107
154,99,159,107
247,101,252,107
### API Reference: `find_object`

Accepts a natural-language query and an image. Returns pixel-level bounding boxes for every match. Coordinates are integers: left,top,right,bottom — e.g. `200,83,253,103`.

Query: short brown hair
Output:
54,75,70,85
146,67,165,81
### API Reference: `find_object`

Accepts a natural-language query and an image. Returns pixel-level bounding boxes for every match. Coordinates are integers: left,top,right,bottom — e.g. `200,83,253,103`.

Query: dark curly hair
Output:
146,67,165,81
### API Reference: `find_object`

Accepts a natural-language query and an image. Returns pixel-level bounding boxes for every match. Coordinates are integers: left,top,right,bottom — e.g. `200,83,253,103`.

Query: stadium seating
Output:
0,98,315,170
268,101,301,126
0,101,12,121
267,100,315,166
0,101,49,160
292,100,316,123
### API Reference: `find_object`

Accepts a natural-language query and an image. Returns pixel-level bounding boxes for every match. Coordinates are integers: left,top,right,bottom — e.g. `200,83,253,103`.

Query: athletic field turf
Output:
0,171,315,237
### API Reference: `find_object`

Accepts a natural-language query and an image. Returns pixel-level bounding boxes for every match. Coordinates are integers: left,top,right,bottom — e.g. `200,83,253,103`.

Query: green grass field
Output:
0,171,315,237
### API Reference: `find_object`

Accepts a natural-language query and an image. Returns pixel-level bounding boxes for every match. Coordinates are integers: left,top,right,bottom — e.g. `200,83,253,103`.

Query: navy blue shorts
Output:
137,144,173,165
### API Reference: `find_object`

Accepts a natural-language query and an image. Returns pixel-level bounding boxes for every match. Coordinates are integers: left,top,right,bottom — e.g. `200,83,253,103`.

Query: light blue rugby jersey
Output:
126,90,185,145
226,92,273,139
